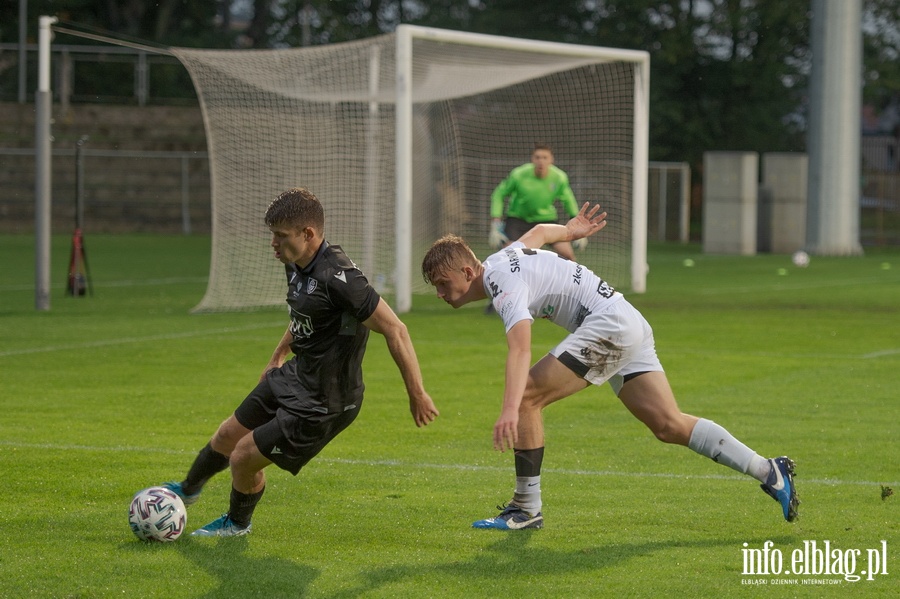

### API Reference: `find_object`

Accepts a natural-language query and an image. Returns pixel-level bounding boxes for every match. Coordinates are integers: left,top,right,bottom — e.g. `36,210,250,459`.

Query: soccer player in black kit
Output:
164,187,439,536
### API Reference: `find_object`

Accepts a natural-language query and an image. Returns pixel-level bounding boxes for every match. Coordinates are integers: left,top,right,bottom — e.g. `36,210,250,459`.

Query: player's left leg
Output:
616,371,697,445
162,415,249,506
473,355,588,530
165,375,279,506
617,372,799,522
230,433,271,494
192,435,270,537
519,354,590,447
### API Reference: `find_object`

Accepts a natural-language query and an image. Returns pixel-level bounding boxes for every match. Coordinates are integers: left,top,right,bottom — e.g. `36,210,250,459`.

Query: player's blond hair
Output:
421,234,480,285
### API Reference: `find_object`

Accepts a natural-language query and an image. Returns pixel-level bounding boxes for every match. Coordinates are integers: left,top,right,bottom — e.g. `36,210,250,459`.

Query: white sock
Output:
688,418,770,482
513,476,541,514
748,455,773,483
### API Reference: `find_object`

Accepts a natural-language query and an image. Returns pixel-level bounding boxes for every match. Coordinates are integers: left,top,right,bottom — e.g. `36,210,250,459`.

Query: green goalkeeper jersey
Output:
490,163,579,223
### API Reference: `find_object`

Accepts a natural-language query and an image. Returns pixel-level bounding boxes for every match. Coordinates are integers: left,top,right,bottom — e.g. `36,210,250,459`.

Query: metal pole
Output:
301,1,312,47
363,45,380,285
136,51,148,106
35,15,58,311
680,162,690,243
806,0,863,255
18,0,27,103
657,167,667,242
60,49,71,115
394,26,413,313
76,136,88,230
630,57,650,293
181,156,191,235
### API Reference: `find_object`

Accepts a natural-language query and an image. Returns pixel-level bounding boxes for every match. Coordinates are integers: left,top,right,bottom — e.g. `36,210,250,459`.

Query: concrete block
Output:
703,151,758,255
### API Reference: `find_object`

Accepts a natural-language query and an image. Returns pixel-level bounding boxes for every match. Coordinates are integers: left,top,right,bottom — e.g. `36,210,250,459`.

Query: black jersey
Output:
279,242,380,414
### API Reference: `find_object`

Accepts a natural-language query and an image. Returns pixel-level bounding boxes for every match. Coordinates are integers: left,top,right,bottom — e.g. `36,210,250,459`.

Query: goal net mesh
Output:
172,31,638,312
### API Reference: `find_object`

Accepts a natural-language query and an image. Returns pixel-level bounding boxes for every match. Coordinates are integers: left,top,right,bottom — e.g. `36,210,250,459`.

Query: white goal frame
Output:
34,22,650,313
393,25,649,311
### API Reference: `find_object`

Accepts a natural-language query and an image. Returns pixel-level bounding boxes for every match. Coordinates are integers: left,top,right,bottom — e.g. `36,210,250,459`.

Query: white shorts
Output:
549,297,663,395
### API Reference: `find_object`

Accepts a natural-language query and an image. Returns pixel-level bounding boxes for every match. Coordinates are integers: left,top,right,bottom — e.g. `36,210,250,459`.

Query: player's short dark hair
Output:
265,187,325,232
533,142,553,154
421,234,479,284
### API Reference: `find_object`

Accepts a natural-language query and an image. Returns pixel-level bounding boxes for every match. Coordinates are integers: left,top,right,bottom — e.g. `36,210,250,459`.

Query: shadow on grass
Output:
173,535,320,598
323,532,799,598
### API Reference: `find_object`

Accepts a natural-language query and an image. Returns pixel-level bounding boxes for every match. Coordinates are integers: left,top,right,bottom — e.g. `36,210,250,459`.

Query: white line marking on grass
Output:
1,441,895,487
698,275,898,295
9,330,888,362
0,277,208,292
97,277,209,288
862,348,900,358
0,323,282,357
322,457,897,487
661,347,898,361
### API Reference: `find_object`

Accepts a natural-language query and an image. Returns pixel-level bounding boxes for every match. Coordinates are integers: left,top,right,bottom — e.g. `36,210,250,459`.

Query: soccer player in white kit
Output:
422,203,799,529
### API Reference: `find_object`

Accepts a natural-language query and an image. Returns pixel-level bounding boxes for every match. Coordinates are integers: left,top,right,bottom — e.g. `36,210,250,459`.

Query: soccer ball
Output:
128,486,187,542
792,250,810,268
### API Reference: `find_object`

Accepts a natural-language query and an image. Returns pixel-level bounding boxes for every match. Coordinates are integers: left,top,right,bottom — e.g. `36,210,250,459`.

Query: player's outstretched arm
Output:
518,202,607,249
494,320,531,452
363,299,439,427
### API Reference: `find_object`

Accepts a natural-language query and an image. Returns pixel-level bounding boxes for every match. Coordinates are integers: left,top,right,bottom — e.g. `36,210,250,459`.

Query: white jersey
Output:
483,241,621,333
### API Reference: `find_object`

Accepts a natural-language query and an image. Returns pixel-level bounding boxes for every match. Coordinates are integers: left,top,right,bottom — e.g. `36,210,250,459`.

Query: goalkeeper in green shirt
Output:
490,143,585,260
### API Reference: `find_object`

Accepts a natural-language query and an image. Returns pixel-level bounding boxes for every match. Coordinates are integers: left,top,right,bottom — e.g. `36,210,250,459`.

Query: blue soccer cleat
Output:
472,503,543,530
760,456,800,522
191,514,252,537
161,481,201,507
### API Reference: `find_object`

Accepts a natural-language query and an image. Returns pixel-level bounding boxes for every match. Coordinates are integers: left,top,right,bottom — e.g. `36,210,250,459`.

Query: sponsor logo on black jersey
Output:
289,310,314,338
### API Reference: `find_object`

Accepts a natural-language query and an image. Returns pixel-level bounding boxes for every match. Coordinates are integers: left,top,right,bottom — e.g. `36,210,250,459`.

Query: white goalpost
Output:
37,25,647,313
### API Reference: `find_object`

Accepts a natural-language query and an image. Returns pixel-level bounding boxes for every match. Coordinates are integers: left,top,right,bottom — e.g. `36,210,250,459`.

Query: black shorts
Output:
504,217,555,241
234,364,361,475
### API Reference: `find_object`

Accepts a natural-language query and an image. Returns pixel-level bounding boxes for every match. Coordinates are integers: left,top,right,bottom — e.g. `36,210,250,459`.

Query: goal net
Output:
171,26,649,312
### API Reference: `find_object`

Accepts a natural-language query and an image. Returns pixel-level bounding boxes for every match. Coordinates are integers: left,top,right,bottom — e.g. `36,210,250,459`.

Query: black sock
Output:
229,486,265,527
182,442,230,496
514,447,544,477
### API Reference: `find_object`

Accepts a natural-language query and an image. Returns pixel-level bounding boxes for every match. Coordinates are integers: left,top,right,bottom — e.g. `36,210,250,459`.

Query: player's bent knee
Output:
648,416,692,446
211,416,250,453
520,389,557,411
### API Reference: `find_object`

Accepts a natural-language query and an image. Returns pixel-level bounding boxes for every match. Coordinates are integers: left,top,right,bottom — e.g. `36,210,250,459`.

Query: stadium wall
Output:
0,102,210,233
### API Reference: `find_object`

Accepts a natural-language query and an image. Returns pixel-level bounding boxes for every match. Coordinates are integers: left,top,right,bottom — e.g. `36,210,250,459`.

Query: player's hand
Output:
410,393,439,427
566,203,607,242
572,237,588,251
489,220,509,250
259,362,280,382
493,407,518,452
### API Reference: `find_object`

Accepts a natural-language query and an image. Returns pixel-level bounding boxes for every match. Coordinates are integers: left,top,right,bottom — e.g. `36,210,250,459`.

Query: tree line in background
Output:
3,0,899,168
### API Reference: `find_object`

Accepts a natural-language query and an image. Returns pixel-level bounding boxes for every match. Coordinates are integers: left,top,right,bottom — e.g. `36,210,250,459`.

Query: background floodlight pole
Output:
806,0,863,255
35,15,58,311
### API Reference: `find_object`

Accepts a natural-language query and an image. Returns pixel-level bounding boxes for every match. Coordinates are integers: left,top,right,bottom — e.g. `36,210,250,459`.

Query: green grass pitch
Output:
0,234,897,598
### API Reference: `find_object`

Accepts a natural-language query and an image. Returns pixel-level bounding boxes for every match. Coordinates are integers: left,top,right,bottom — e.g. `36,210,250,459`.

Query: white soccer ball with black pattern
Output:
128,486,187,542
